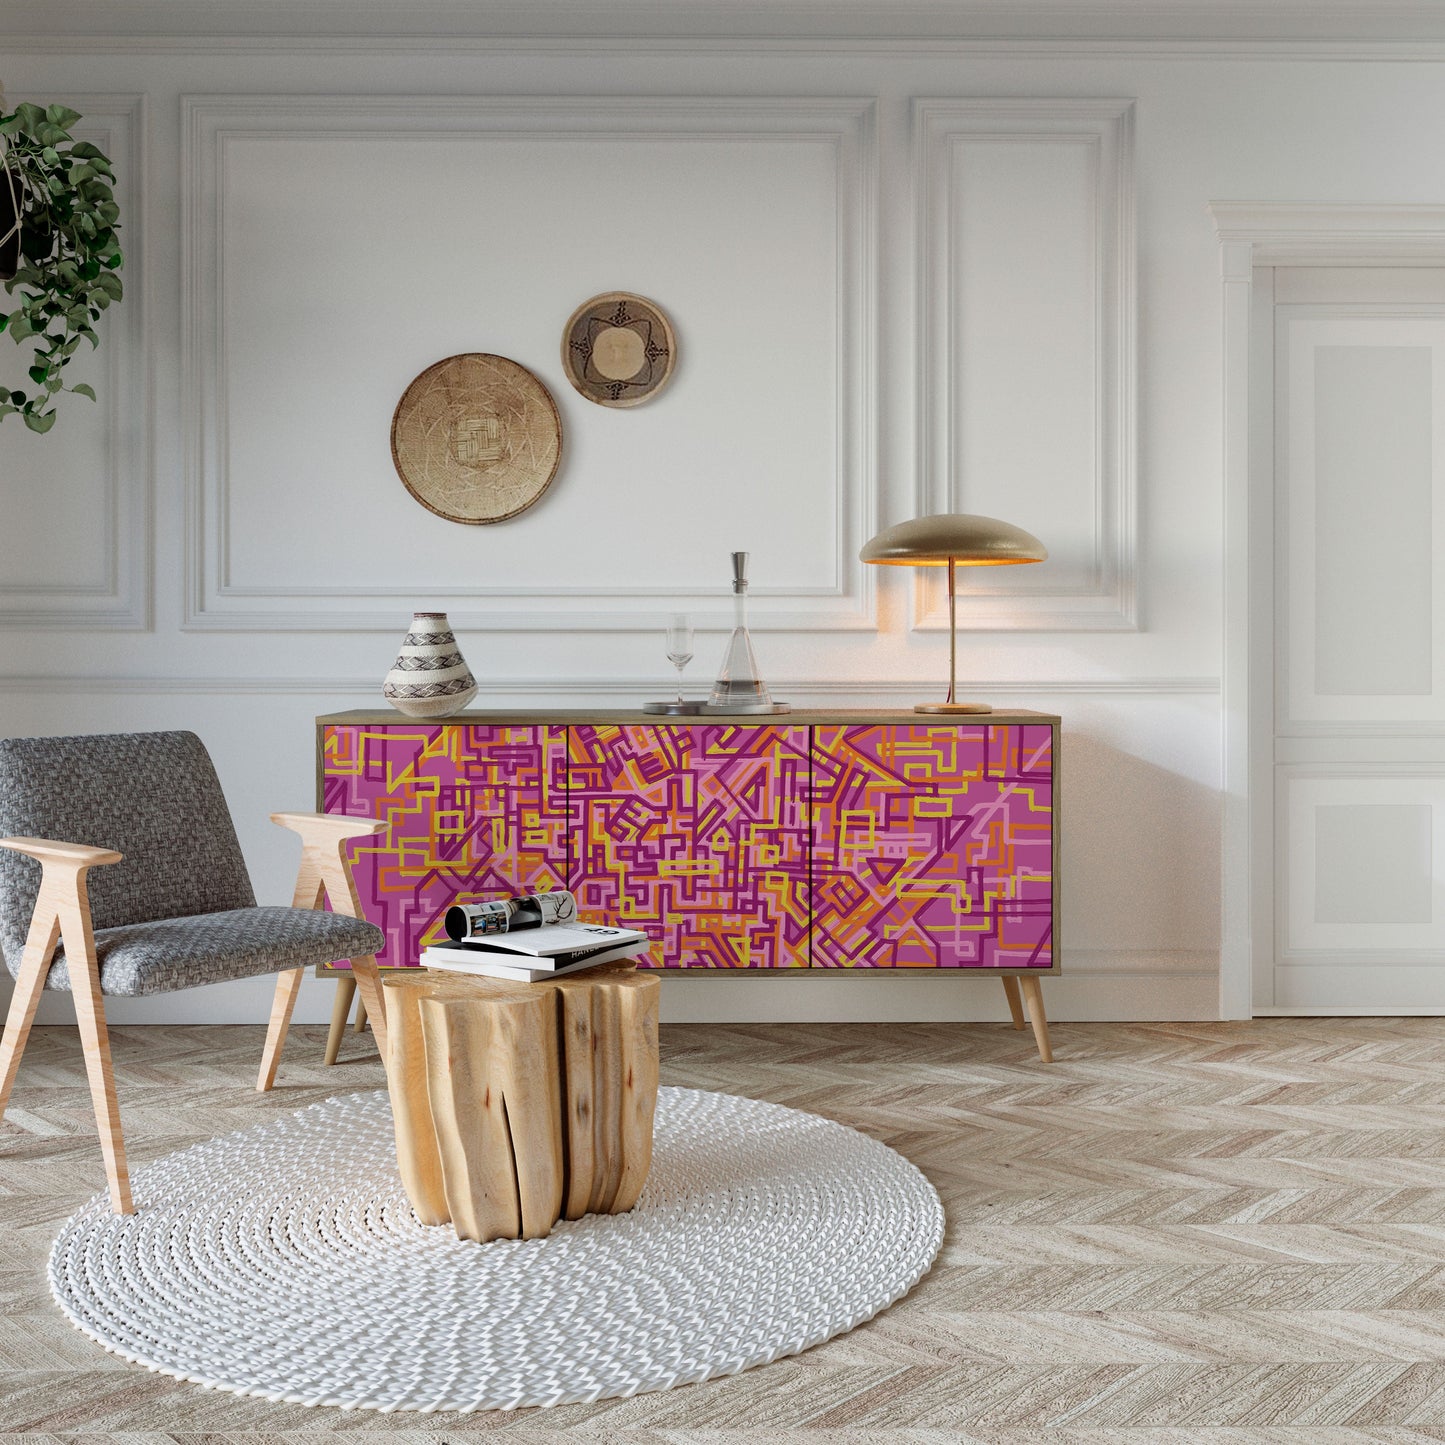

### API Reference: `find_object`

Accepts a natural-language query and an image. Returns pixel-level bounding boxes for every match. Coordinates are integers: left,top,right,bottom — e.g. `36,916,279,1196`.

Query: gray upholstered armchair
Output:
0,730,389,1215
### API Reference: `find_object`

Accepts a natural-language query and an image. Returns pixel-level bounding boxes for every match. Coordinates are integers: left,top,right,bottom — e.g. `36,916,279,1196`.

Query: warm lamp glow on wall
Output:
860,513,1048,714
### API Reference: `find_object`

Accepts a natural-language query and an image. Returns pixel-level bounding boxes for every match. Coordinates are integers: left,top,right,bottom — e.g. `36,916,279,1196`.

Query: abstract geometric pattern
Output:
321,720,1054,971
568,725,810,968
322,725,567,969
811,724,1053,969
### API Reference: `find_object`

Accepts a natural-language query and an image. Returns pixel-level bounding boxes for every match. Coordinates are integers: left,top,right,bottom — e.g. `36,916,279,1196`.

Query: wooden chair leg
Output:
62,915,133,1214
268,813,390,1069
349,956,389,1063
256,968,305,1092
0,838,127,1210
0,910,60,1121
325,973,356,1067
353,991,369,1034
1019,976,1054,1064
1001,976,1026,1031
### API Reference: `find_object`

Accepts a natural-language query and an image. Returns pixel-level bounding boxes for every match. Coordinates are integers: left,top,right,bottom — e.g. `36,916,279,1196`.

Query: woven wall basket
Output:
391,353,563,523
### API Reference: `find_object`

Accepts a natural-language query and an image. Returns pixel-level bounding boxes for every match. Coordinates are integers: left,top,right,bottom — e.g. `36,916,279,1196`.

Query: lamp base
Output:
914,701,993,715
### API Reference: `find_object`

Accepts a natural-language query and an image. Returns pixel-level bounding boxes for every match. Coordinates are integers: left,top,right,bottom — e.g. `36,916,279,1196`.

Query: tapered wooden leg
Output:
349,956,389,1063
0,910,60,1121
256,968,305,1092
1019,976,1054,1064
1001,976,1026,1031
324,974,356,1067
353,992,368,1033
62,909,133,1214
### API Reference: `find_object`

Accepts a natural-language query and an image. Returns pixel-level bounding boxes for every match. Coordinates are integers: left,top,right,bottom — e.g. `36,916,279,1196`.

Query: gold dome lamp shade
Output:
860,513,1048,715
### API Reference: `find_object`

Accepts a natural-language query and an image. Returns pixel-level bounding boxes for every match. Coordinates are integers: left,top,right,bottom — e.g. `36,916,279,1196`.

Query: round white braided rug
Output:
48,1086,944,1413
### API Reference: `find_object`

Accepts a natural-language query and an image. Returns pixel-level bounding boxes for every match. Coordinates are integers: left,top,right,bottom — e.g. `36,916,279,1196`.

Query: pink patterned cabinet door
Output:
811,723,1054,969
568,724,811,968
321,724,568,968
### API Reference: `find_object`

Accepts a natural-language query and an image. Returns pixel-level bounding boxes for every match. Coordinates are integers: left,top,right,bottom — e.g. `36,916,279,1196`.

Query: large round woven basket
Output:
390,352,562,524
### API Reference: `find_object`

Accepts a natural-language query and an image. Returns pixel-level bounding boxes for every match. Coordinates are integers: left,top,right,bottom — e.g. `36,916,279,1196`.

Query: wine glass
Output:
665,614,694,705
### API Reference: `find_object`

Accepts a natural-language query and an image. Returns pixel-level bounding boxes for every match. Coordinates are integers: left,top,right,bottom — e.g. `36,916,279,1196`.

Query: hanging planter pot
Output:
0,101,123,433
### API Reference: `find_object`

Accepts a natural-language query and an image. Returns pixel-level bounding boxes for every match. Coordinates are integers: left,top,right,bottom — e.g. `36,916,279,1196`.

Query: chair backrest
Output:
0,730,256,978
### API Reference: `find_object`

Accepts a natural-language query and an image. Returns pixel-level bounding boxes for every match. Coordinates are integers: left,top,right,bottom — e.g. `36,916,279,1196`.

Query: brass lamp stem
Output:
915,553,991,714
947,555,957,706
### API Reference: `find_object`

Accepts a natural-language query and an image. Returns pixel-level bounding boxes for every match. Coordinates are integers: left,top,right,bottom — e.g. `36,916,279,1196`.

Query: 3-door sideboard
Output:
316,709,1059,1058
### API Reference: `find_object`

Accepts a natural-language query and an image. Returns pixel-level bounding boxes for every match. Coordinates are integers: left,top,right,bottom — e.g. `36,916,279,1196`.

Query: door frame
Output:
1211,204,1445,1018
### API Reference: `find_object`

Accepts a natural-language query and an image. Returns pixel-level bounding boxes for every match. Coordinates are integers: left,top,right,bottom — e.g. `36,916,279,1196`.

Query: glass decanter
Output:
706,552,778,714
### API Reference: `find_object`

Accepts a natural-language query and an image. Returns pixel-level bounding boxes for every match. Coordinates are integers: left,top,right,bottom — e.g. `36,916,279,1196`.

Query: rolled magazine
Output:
445,889,579,941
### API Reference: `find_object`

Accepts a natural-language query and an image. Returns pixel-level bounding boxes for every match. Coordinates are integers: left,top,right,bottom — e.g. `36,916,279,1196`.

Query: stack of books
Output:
421,889,651,982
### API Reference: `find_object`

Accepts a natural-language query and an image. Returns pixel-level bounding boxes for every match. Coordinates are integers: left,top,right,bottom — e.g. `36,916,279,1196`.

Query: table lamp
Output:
860,513,1048,714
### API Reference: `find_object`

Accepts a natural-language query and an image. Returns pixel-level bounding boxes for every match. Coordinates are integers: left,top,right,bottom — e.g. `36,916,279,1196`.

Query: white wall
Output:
9,27,1439,1024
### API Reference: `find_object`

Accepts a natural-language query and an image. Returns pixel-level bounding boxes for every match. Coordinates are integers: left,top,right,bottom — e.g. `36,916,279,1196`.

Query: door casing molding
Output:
1211,202,1445,1019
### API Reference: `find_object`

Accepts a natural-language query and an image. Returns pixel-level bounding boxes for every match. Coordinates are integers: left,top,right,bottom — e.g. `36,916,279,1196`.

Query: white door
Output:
1265,267,1445,1012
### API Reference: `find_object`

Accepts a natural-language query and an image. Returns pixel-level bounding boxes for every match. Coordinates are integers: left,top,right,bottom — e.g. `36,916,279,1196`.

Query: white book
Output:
421,938,651,983
443,920,648,958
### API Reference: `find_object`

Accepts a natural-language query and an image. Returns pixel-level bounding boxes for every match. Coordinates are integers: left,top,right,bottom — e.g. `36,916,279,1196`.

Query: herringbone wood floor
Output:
10,1018,1445,1441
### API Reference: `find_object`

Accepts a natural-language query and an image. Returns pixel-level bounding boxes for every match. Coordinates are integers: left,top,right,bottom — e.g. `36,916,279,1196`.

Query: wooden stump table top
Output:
383,963,660,1243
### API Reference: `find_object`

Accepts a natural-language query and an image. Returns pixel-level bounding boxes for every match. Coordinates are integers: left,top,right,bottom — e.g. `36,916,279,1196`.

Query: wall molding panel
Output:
1277,305,1445,731
0,93,151,631
181,94,878,634
1279,764,1445,966
1211,202,1445,263
913,97,1136,632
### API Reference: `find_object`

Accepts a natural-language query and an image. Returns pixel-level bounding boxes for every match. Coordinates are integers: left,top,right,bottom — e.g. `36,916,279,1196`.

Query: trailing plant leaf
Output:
0,102,122,430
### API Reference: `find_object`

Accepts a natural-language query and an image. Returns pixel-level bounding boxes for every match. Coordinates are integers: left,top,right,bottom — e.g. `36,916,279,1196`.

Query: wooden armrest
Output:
0,836,123,869
270,811,386,843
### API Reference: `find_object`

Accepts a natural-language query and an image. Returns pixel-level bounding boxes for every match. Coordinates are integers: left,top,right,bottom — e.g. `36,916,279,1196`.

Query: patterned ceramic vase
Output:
382,611,478,717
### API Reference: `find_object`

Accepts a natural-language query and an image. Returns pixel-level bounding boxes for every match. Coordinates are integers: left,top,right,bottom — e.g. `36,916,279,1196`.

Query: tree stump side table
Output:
382,962,660,1243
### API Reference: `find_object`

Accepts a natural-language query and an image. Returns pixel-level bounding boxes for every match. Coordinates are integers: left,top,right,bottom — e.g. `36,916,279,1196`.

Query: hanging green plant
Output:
0,102,123,434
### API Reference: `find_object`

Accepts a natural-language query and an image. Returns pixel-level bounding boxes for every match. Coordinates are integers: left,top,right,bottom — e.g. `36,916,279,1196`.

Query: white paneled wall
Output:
11,33,1445,1023
182,96,876,634
915,99,1135,631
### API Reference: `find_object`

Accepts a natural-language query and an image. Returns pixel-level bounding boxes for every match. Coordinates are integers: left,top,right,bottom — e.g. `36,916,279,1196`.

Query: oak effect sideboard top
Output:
316,709,1059,975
